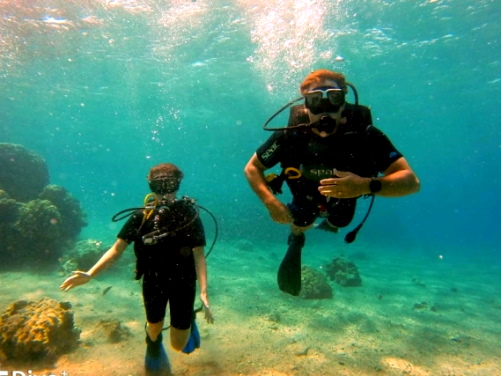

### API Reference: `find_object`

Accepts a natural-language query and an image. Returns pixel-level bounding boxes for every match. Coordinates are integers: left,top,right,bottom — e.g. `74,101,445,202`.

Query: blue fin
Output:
182,320,201,354
145,334,172,376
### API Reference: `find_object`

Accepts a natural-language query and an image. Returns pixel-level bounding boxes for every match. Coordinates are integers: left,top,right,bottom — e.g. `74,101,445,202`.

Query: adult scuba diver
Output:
60,163,216,376
244,69,420,296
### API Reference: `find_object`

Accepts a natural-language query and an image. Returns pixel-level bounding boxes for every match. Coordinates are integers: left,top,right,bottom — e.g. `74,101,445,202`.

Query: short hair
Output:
299,69,347,95
148,163,183,181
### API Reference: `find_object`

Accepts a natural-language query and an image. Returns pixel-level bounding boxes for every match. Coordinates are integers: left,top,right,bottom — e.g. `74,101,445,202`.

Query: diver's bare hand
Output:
319,169,369,198
265,200,292,224
202,303,214,324
200,294,214,324
60,271,92,291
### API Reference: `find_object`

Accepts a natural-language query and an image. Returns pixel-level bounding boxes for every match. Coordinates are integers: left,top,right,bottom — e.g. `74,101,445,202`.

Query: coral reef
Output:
0,144,87,269
10,199,63,267
0,194,19,225
0,143,49,202
300,266,333,299
39,185,87,239
0,298,80,365
324,256,362,287
59,239,108,275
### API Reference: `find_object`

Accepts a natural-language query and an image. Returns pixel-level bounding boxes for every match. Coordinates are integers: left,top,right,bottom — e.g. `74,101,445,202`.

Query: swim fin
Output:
277,232,305,296
182,319,201,354
145,333,172,376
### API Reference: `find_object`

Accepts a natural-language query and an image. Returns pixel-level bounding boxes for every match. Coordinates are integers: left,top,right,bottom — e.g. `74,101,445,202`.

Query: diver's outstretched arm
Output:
60,238,129,291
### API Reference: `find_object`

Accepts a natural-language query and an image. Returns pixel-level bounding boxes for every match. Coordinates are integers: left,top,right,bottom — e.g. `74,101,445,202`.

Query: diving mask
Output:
305,87,345,115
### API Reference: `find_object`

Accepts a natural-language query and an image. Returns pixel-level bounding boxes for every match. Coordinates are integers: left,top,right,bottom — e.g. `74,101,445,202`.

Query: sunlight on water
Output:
0,0,346,98
241,0,340,94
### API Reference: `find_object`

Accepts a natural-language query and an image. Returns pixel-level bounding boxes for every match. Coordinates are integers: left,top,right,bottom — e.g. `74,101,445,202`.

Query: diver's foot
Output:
145,334,172,376
182,320,201,354
277,233,305,296
316,219,339,233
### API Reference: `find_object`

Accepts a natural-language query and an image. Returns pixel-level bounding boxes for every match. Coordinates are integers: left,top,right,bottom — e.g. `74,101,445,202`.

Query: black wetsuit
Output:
118,198,206,329
256,103,403,228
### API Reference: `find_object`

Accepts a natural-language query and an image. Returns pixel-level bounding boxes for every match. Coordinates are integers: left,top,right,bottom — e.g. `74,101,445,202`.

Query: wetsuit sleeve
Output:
255,131,287,169
367,126,403,173
117,210,144,244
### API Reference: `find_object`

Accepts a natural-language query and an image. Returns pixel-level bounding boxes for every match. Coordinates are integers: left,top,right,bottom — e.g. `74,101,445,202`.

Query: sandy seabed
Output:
1,239,500,376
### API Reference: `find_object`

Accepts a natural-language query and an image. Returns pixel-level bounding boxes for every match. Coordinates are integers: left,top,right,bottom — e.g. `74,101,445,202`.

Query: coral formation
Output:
0,143,49,202
0,195,19,224
0,144,87,269
10,199,63,267
39,185,87,239
324,256,362,287
59,239,108,275
0,298,80,365
300,265,333,299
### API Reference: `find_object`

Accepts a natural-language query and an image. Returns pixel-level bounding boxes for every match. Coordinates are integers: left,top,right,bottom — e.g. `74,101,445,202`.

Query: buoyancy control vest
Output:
277,103,379,194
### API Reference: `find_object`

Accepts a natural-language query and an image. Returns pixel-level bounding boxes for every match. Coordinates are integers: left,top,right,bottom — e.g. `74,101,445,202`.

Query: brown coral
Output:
300,265,333,299
0,298,80,365
324,256,362,287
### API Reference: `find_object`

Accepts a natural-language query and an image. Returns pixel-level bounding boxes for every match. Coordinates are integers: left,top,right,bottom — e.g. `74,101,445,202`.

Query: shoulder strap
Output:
342,103,373,129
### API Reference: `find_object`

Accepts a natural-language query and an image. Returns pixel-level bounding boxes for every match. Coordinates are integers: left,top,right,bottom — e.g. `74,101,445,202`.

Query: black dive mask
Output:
304,87,345,115
311,115,337,133
149,175,180,195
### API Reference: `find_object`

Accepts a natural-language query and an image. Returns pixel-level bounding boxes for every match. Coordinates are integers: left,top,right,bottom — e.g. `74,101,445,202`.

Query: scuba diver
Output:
60,163,215,376
244,69,420,296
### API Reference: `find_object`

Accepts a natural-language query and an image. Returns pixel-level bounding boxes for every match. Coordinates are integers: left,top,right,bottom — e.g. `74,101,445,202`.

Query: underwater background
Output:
1,0,500,253
1,0,500,375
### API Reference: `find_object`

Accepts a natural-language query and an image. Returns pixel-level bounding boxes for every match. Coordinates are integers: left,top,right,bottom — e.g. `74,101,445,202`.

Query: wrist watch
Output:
369,178,382,194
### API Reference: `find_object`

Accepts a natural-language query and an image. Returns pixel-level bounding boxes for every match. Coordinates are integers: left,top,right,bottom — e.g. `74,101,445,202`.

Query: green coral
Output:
59,239,107,275
39,185,88,239
0,196,19,225
11,199,63,267
0,143,49,202
0,144,87,269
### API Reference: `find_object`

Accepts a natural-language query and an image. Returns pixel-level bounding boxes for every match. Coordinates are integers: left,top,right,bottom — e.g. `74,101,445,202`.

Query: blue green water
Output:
1,1,501,375
1,0,499,257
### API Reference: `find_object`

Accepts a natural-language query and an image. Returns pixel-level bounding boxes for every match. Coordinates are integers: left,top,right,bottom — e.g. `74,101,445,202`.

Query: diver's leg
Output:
169,280,199,354
170,326,192,351
146,321,164,341
145,320,172,376
143,274,172,376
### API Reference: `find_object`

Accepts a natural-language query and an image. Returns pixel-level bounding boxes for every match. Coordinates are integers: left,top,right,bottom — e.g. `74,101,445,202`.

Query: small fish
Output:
103,286,113,296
